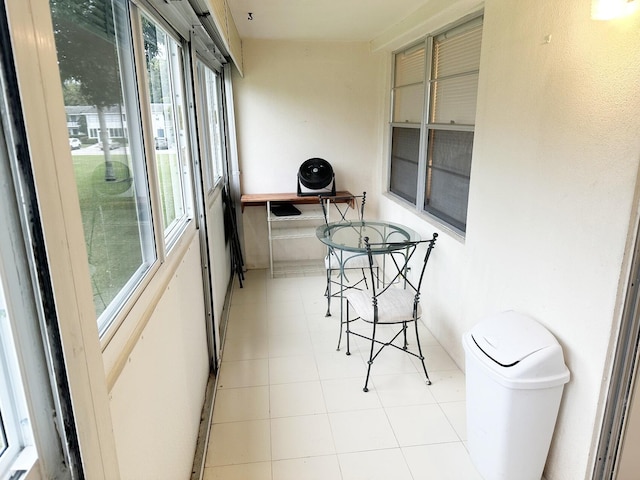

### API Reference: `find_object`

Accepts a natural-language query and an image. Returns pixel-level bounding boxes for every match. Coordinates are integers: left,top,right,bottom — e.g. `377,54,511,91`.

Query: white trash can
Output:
462,311,570,480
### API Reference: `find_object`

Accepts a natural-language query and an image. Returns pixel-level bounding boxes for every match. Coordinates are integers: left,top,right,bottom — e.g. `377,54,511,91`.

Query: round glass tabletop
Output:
316,220,421,253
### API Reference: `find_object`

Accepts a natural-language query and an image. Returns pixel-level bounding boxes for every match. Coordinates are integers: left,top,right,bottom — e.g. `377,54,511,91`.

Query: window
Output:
0,276,34,479
51,0,155,332
142,15,192,244
197,61,225,194
389,16,483,233
0,12,82,471
108,127,124,137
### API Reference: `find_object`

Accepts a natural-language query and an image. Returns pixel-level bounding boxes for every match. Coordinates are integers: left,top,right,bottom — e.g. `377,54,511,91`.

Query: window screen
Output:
390,127,420,204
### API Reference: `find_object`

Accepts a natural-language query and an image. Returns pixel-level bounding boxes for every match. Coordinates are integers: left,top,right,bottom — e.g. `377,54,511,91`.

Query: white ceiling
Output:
227,0,433,42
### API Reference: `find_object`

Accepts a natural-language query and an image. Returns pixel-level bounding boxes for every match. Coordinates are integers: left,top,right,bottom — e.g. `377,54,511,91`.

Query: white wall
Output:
109,238,209,480
378,1,640,478
233,39,384,268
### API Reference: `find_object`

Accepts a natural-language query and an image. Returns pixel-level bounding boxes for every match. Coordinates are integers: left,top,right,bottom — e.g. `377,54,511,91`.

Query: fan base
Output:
297,178,336,197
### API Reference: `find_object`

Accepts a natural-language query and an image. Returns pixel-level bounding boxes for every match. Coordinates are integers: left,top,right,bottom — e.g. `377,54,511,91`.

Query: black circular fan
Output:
298,158,334,190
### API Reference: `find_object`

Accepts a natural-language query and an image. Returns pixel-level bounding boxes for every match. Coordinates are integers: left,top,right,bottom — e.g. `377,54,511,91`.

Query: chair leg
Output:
363,322,377,392
336,288,346,352
337,311,345,352
325,268,332,317
402,322,409,350
345,302,351,355
413,320,431,386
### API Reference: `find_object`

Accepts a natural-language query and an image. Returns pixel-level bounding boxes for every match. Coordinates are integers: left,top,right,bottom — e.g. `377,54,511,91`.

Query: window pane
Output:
197,63,213,191
431,21,482,126
433,23,483,78
143,16,189,239
197,62,224,193
51,0,155,327
0,281,34,478
388,16,482,233
393,43,425,124
395,44,425,87
206,68,224,187
425,129,474,230
393,84,425,123
422,17,482,233
390,127,420,203
431,73,479,124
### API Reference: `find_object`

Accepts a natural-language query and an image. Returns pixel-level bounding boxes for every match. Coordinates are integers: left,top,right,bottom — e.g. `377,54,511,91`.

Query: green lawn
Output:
73,152,179,317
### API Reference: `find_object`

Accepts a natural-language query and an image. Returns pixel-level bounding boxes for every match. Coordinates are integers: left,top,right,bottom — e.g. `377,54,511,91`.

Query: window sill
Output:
382,191,466,244
8,446,38,480
101,223,199,387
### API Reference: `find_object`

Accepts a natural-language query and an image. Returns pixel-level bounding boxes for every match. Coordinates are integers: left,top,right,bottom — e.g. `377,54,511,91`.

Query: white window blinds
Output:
393,44,425,123
430,21,482,125
395,44,425,86
389,14,483,234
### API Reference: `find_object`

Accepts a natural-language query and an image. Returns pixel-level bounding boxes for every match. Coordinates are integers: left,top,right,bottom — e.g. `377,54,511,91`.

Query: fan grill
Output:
297,158,336,196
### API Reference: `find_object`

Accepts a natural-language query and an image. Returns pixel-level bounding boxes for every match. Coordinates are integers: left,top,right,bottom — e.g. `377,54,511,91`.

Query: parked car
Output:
154,137,168,150
98,141,121,150
69,138,82,150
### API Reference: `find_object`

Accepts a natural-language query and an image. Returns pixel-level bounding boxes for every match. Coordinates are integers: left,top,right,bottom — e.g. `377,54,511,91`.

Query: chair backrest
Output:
363,233,438,310
319,192,367,225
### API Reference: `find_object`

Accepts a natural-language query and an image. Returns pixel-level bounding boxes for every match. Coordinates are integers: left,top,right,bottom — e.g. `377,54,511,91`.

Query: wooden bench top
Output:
240,191,353,211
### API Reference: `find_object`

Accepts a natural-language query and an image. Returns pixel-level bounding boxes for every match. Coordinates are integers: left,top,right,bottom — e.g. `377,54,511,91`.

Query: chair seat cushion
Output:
345,287,420,324
326,251,373,269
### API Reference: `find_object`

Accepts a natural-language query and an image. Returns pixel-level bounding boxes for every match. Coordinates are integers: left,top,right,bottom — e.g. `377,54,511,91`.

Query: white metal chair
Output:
344,233,438,392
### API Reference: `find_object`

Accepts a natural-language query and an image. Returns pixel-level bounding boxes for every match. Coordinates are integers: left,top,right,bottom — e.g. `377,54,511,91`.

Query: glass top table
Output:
316,220,421,350
316,220,421,253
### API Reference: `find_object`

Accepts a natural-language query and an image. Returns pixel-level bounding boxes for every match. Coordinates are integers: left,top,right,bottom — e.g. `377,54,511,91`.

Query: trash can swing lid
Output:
463,311,570,389
470,311,561,366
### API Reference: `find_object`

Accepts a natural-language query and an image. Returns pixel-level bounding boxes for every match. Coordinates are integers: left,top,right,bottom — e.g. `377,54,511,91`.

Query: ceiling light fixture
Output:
592,0,639,19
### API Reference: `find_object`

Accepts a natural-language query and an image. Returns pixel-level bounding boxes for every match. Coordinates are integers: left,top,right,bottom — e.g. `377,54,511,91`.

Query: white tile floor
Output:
203,269,483,480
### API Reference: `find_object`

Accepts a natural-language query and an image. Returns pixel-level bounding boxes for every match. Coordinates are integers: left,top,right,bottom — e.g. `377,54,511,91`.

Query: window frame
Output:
90,0,158,336
195,58,226,198
0,8,84,471
138,9,194,253
50,0,160,337
50,0,203,339
0,280,34,479
388,13,483,236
